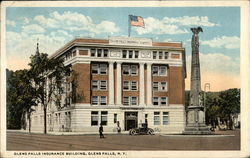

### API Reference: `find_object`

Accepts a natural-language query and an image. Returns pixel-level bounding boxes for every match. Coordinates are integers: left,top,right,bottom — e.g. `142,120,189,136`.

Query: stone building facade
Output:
29,36,186,134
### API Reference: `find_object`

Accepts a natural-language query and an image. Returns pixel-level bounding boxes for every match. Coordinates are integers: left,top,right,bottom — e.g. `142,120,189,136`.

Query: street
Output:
7,130,240,150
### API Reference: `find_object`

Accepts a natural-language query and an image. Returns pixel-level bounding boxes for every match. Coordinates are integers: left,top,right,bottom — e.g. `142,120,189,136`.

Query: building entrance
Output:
125,112,138,131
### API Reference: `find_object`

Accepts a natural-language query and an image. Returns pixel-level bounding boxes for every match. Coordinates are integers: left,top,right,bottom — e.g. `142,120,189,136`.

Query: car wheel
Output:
130,129,136,135
147,129,154,135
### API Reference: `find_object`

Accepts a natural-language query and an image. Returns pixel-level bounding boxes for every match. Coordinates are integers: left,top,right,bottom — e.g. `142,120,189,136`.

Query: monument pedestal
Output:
183,106,211,135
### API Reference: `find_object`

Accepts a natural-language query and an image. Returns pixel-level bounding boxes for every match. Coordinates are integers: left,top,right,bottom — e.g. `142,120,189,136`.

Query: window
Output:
122,65,130,75
159,52,163,59
123,65,138,76
100,96,107,105
92,64,107,75
58,113,61,124
152,66,167,76
92,80,107,90
131,65,138,75
131,97,138,105
152,66,158,76
153,51,157,59
123,97,129,105
153,82,158,91
164,52,169,59
92,96,98,105
91,49,96,57
91,49,108,57
100,81,107,90
123,81,129,90
153,97,159,105
154,112,160,125
101,111,108,126
91,111,99,126
122,50,127,58
135,51,139,58
114,114,117,123
123,96,138,105
159,66,167,76
145,114,148,124
103,49,108,57
160,97,167,105
92,80,98,90
92,96,107,105
100,64,107,74
160,82,167,91
163,112,169,125
131,81,138,91
97,49,102,57
129,50,133,58
92,64,99,74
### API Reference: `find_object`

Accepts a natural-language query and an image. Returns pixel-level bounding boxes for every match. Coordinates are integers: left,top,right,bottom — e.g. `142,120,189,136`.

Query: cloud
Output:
185,52,240,91
33,11,120,35
94,21,120,34
23,17,30,24
22,24,45,34
6,20,16,27
6,29,75,71
34,15,57,28
163,16,219,27
134,16,218,35
186,52,239,74
201,36,240,49
135,17,188,35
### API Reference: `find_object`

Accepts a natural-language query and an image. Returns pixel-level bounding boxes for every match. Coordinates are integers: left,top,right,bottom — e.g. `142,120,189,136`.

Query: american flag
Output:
129,15,145,28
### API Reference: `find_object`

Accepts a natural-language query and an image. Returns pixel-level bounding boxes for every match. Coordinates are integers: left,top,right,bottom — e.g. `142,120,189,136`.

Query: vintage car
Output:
129,123,154,135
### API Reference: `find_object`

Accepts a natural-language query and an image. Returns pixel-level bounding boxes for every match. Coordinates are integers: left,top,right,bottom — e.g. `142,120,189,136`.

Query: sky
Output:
5,7,240,91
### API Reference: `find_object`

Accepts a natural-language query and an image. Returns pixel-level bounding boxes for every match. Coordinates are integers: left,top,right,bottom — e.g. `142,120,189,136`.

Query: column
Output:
116,62,122,105
146,63,152,106
139,63,145,106
109,61,114,105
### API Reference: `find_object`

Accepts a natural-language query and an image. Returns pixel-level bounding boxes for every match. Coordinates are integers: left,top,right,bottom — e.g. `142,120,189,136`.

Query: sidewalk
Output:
7,129,131,135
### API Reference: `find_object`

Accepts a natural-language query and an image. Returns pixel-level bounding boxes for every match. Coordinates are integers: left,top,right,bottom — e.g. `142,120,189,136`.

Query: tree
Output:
185,88,240,130
6,69,36,132
29,53,70,134
218,88,240,129
204,92,220,127
7,69,21,129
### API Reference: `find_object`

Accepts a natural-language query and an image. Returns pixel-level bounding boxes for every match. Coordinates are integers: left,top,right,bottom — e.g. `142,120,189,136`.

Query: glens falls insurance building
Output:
29,36,186,134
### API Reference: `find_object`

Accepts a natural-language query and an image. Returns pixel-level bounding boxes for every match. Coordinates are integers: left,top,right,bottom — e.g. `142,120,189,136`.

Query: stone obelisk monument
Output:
183,27,210,134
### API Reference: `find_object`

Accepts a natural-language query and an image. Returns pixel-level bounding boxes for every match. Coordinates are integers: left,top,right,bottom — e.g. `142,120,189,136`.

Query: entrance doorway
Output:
125,112,138,131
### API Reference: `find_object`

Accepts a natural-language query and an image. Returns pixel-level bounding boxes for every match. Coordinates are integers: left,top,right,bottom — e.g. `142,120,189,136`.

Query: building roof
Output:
50,37,184,59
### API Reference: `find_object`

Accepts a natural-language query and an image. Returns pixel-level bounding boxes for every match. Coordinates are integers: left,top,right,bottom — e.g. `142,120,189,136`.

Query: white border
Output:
1,1,250,158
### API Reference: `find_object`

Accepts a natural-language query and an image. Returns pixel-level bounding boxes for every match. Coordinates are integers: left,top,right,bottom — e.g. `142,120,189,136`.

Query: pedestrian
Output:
99,123,104,138
117,121,121,134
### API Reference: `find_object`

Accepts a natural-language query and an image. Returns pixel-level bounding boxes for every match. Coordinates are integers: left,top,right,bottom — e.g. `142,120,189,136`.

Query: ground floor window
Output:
114,114,117,123
154,112,160,125
91,111,99,126
163,112,169,125
91,111,108,126
101,111,108,126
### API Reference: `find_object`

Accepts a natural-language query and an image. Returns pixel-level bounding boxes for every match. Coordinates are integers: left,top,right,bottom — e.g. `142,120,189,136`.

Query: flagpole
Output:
128,15,131,37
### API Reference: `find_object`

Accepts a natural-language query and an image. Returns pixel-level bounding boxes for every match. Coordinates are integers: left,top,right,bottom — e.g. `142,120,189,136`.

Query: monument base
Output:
183,123,211,135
